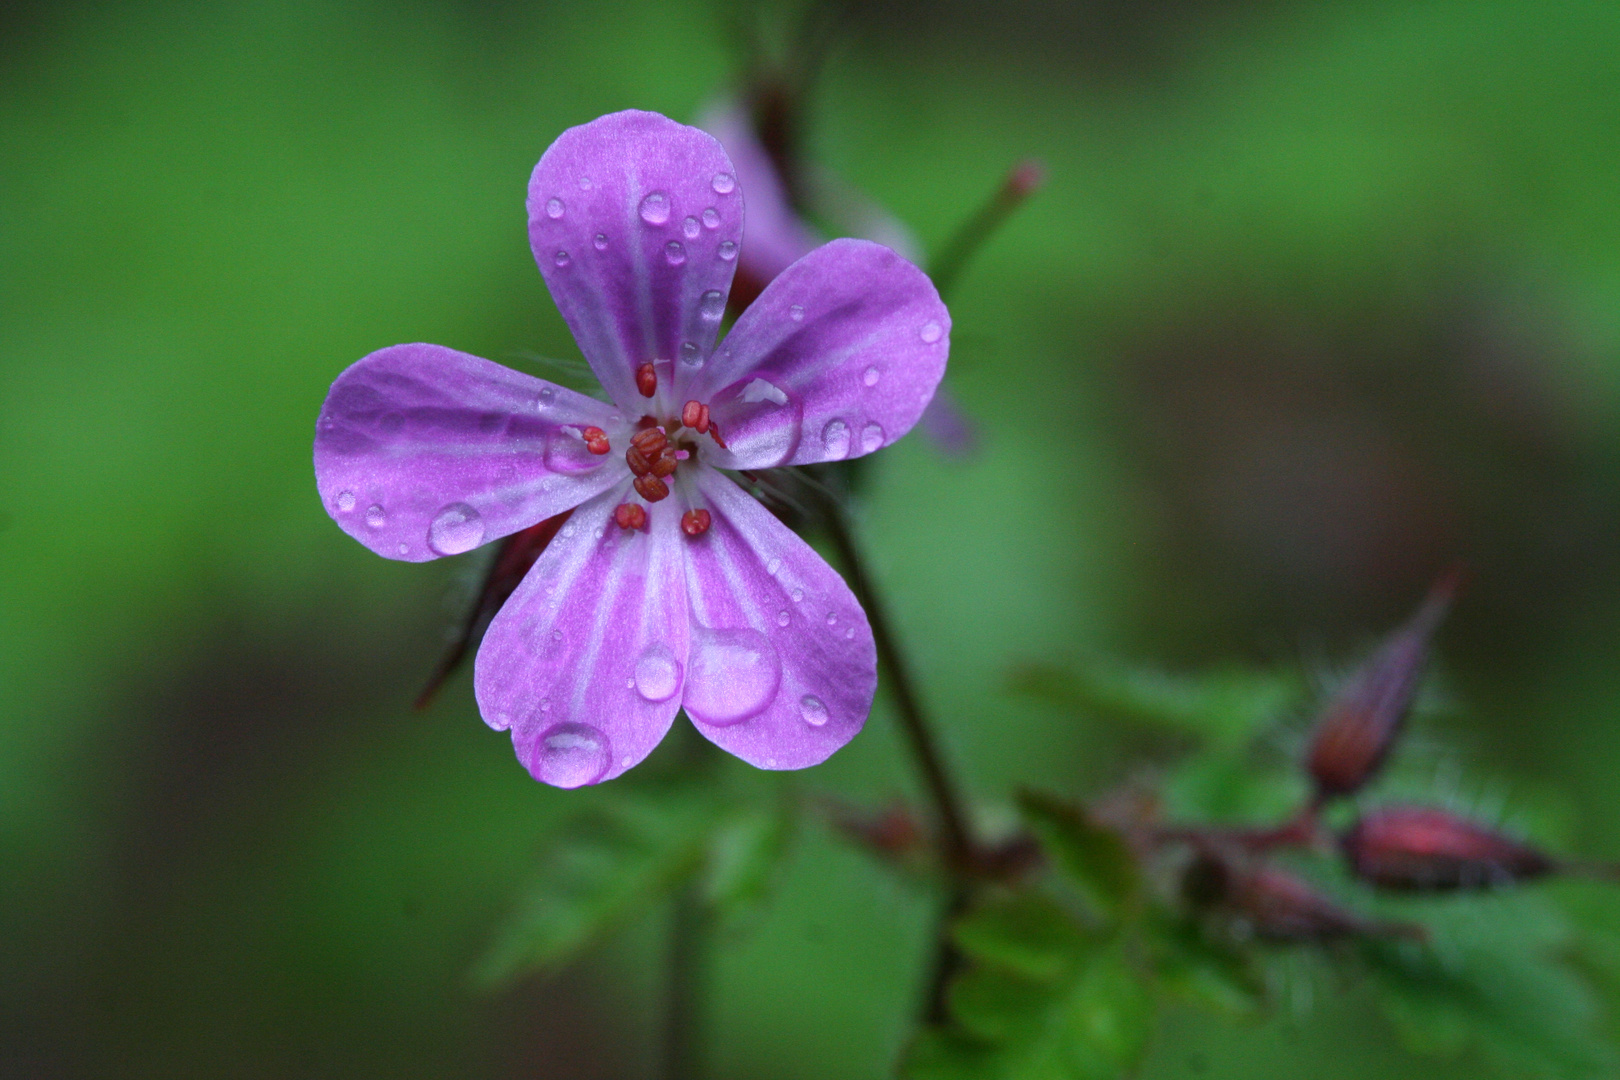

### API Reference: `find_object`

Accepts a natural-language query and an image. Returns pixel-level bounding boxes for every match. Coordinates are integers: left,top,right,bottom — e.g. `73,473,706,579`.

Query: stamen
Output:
636,362,658,398
707,421,728,451
634,474,670,502
625,445,651,476
649,452,677,478
681,400,710,434
582,426,610,455
681,508,712,537
613,503,647,530
630,427,667,456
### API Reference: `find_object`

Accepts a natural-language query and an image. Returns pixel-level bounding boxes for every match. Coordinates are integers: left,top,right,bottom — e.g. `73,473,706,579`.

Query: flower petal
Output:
528,110,743,409
694,238,949,469
697,99,819,284
474,486,690,788
678,468,875,770
315,344,625,561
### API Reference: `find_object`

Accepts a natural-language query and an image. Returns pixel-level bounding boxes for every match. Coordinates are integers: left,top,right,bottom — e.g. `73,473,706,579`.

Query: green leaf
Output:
472,784,721,987
1017,791,1139,920
953,892,1096,981
1152,918,1266,1017
700,798,796,921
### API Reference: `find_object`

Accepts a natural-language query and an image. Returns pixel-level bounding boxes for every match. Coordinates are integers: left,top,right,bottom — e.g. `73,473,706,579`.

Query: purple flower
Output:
313,110,949,788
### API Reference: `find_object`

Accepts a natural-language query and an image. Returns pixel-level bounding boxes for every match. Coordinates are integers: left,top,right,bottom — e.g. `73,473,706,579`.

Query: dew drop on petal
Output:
540,697,551,711
776,610,790,627
699,290,726,322
545,197,564,219
544,429,605,474
766,757,777,767
799,695,829,727
825,612,837,627
365,504,387,529
863,366,880,387
335,490,356,512
428,502,485,555
554,250,571,267
529,722,610,788
593,233,608,251
701,207,720,229
845,626,856,639
396,542,408,555
861,422,885,453
682,216,700,239
578,176,592,190
920,320,943,344
766,557,781,577
821,419,850,459
639,191,671,225
718,240,737,261
665,241,686,265
684,626,780,726
789,304,804,322
791,587,804,603
537,385,555,409
633,643,683,702
712,172,735,194
679,341,702,367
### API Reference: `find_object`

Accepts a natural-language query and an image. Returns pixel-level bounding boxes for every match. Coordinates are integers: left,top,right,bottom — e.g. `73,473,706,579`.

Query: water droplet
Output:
920,320,943,343
540,697,551,711
699,290,725,321
428,502,485,555
821,419,850,459
397,542,409,555
683,626,781,726
593,233,608,251
335,490,356,512
776,610,790,627
766,557,782,576
825,612,837,626
528,722,610,788
861,422,885,453
621,755,632,767
863,366,880,387
741,378,789,406
538,386,556,408
545,197,564,219
578,176,592,190
701,207,720,229
718,240,736,261
551,629,563,642
545,428,607,474
682,216,700,239
639,191,671,225
665,241,686,265
766,757,777,768
679,341,702,367
712,172,735,194
845,627,856,640
633,643,682,702
561,524,575,538
553,250,570,267
494,711,512,729
791,587,804,602
800,695,829,727
365,504,387,529
789,304,804,321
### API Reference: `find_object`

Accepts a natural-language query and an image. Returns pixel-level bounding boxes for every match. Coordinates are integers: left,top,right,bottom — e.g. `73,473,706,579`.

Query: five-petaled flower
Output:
313,110,950,787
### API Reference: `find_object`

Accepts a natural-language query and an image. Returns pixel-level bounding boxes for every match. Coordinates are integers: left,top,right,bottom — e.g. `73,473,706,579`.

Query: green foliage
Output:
1016,791,1139,920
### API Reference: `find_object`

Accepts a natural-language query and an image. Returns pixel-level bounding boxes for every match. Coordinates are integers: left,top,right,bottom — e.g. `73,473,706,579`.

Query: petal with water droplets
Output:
314,344,623,562
475,486,690,787
678,469,875,769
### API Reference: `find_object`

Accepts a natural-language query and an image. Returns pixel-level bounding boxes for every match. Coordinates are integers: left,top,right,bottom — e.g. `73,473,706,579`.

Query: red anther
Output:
636,362,658,398
613,502,647,531
1305,571,1461,799
680,508,712,537
634,474,670,502
630,427,667,456
707,421,727,450
637,415,660,430
625,445,651,476
681,400,710,434
582,426,610,455
649,452,677,478
1342,806,1558,891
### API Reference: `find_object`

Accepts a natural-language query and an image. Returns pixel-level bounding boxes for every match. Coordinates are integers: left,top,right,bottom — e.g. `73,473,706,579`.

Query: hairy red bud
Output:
1342,806,1557,891
1305,570,1461,798
1183,854,1402,942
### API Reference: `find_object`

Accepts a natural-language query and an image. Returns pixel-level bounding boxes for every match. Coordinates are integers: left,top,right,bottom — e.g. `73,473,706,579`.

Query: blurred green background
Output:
4,0,1620,1075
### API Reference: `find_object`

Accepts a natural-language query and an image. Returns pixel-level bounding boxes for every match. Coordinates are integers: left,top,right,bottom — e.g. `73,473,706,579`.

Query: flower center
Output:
615,365,726,536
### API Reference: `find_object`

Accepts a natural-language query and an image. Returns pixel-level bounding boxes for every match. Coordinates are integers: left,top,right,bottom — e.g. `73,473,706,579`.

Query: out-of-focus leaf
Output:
953,891,1096,981
701,797,796,921
1152,917,1266,1017
473,783,721,987
1159,748,1307,828
1017,791,1139,919
1362,933,1615,1078
1009,660,1302,746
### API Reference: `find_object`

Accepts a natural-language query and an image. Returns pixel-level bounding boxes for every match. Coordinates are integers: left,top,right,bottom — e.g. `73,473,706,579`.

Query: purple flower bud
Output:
1305,571,1461,798
1342,805,1557,891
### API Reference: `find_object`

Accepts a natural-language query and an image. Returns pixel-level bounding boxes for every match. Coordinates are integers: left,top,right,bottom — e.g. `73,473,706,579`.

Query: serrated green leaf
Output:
472,785,721,987
953,891,1095,981
700,798,796,921
1017,791,1139,919
1152,918,1266,1017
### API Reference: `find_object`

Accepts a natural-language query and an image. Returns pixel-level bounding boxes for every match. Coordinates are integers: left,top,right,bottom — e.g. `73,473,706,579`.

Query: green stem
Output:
663,879,710,1080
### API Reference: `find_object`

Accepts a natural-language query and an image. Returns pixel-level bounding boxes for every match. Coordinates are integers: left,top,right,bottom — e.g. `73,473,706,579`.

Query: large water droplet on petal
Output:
712,172,735,194
639,191,671,225
799,695,829,727
634,643,682,702
553,250,571,267
718,240,737,261
684,627,780,727
775,610,790,627
679,341,702,367
428,502,485,555
593,233,608,251
528,722,611,788
821,419,850,459
365,504,387,529
789,304,804,322
861,422,886,453
665,241,686,265
682,216,700,239
699,290,726,321
920,320,943,343
545,197,564,219
545,428,606,474
701,207,720,229
538,385,556,408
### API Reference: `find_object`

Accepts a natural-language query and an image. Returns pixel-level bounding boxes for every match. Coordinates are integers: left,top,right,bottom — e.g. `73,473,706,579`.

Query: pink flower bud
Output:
1342,805,1556,891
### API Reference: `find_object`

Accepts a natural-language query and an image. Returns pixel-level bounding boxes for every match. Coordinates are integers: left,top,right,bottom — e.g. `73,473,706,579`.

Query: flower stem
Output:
927,158,1046,302
663,879,710,1080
